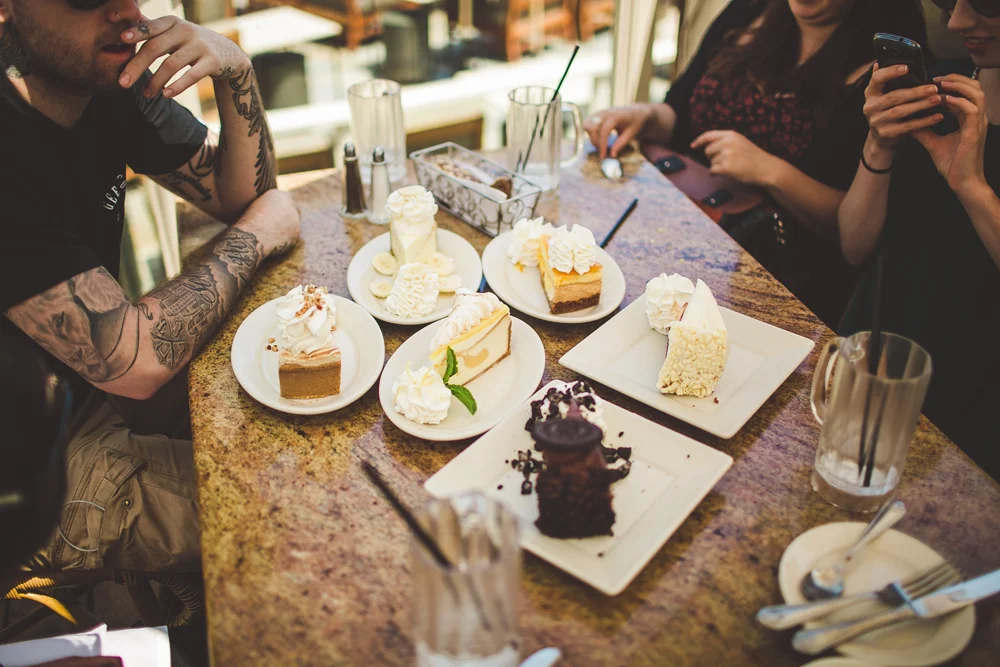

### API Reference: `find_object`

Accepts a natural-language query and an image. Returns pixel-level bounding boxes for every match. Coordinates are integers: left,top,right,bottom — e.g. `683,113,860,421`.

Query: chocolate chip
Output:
616,447,632,460
520,479,533,495
497,484,503,490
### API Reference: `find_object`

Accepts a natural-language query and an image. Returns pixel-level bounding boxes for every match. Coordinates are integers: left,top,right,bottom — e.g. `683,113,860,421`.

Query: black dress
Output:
664,0,869,326
840,60,999,481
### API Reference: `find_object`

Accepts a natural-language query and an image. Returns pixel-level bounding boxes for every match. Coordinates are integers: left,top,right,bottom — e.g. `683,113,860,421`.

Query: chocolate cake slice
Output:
531,402,615,538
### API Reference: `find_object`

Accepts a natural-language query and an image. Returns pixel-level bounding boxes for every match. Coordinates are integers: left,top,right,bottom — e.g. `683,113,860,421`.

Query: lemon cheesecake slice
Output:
539,225,603,314
430,290,511,386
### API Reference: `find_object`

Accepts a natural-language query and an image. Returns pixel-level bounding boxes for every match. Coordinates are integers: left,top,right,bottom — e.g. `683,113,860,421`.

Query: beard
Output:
1,14,134,94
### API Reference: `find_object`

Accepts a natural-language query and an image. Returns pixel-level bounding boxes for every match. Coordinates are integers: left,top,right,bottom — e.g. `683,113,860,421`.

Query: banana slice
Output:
427,252,455,277
372,252,397,276
369,278,393,299
439,274,463,293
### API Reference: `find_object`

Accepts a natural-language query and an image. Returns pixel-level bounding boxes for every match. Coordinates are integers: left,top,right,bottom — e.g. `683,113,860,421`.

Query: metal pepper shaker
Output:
368,147,391,225
342,142,367,219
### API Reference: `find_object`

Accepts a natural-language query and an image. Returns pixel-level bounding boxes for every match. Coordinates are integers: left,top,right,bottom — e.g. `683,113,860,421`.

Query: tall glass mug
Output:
413,493,520,667
810,332,932,512
506,86,584,191
347,79,407,183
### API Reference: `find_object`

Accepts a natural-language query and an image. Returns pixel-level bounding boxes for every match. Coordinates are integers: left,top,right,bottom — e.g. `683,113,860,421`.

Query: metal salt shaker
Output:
368,147,390,225
342,142,367,219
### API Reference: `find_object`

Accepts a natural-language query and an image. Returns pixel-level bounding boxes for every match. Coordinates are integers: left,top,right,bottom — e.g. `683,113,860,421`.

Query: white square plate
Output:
424,381,733,595
559,296,815,438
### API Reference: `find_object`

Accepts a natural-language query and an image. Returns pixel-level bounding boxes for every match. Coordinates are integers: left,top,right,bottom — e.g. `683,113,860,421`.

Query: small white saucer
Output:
379,316,545,441
346,229,483,326
481,231,626,323
779,523,975,667
230,295,385,415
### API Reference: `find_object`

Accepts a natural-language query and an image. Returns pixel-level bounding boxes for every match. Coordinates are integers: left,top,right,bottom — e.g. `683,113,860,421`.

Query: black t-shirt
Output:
0,73,207,410
840,60,999,480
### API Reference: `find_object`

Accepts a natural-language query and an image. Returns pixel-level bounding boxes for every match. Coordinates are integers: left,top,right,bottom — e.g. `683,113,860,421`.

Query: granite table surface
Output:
180,152,1000,666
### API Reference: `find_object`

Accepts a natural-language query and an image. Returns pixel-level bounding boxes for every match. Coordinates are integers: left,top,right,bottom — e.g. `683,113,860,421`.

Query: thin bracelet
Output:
861,152,892,175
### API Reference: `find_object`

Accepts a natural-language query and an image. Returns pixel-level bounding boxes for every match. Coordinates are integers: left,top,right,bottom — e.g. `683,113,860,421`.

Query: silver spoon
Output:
600,157,623,181
520,647,561,667
800,499,906,600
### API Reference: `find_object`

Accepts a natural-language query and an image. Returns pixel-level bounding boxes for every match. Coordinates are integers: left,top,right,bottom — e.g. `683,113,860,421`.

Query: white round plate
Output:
231,295,385,415
481,231,627,324
799,659,879,667
779,523,974,667
346,229,484,326
378,317,545,441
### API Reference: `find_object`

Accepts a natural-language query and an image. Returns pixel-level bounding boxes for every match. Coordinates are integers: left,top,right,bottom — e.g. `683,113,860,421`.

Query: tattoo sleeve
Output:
5,268,147,383
160,138,217,203
225,68,277,196
147,227,261,370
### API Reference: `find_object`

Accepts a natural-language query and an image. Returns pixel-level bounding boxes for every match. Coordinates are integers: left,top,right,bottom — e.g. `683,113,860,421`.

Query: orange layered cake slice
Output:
429,290,511,386
275,285,342,399
538,224,602,314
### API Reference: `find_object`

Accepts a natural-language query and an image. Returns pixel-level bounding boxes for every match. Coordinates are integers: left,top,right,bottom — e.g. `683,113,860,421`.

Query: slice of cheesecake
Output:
279,347,342,399
539,229,603,314
429,290,511,386
656,279,729,398
388,185,438,265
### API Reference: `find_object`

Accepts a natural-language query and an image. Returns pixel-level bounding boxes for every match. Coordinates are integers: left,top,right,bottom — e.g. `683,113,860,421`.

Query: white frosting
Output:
682,279,727,332
645,273,696,334
656,279,729,397
507,217,553,266
275,285,337,355
430,289,504,350
385,264,440,317
386,185,437,235
547,225,597,274
392,365,452,424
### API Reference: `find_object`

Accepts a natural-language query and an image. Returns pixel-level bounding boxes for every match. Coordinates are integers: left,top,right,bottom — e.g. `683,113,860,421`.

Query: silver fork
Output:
758,561,960,630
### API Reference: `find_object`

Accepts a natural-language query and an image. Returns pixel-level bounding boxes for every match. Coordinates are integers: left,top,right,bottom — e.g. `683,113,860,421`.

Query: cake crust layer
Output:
550,293,601,314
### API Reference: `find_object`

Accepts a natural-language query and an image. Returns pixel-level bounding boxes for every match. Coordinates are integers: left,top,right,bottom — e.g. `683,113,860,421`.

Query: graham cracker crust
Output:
549,292,601,314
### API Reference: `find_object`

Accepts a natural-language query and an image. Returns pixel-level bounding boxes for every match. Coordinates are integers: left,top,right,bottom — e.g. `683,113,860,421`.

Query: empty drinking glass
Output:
810,331,932,512
347,79,407,183
413,493,520,667
506,86,584,191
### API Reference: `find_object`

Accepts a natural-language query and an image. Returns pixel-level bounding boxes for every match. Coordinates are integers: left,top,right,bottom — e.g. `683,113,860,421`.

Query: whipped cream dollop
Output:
386,185,437,233
547,225,597,274
275,285,337,355
430,289,504,350
386,263,440,317
393,365,452,424
507,216,553,266
645,273,695,334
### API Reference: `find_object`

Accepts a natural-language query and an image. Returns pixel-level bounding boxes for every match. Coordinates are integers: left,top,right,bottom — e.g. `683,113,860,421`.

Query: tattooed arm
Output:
119,16,276,222
4,191,299,400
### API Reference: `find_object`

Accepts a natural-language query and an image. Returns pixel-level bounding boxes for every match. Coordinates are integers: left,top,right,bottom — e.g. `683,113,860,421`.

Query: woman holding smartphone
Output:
838,0,1000,479
585,0,926,326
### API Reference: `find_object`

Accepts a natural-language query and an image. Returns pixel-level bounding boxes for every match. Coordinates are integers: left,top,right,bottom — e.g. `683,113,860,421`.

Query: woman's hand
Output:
863,63,943,164
913,74,989,199
117,15,250,99
583,104,656,159
689,130,779,186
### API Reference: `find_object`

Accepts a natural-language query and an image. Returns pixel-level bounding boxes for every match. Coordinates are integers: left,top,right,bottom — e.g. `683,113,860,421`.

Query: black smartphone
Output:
873,33,958,135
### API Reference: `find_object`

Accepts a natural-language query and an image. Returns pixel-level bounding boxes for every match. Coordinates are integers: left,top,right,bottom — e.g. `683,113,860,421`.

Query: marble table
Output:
180,153,1000,666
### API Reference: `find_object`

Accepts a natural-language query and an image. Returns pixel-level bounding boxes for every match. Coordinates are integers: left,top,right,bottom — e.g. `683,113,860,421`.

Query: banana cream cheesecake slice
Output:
429,289,511,386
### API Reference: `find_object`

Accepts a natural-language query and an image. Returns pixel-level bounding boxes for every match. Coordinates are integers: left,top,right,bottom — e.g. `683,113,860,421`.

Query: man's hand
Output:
913,74,989,200
689,130,780,186
117,15,249,100
237,190,301,258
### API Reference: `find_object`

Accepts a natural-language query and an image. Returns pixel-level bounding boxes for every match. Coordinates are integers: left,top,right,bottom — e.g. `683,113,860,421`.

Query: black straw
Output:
600,198,638,248
515,45,580,173
858,255,885,485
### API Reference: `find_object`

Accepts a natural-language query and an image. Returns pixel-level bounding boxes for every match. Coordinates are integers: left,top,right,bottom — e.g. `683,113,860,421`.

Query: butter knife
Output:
792,569,1000,654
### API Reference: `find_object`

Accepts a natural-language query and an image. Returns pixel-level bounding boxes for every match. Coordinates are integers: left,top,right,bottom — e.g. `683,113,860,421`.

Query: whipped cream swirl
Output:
547,225,597,274
393,365,452,425
507,216,553,266
386,185,437,234
275,285,337,355
430,289,504,350
645,273,695,334
386,263,440,317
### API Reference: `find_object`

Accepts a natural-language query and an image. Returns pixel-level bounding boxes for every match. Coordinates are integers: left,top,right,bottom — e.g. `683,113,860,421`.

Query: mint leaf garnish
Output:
443,347,458,384
449,384,478,415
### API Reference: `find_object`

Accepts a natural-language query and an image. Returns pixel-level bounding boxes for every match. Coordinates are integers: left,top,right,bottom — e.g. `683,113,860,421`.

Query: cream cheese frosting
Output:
275,285,337,355
507,216,553,266
392,365,452,424
645,273,696,334
430,289,505,351
547,224,597,274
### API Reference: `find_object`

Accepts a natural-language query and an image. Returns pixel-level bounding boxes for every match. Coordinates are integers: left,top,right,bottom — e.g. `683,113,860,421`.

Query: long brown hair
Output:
707,0,929,108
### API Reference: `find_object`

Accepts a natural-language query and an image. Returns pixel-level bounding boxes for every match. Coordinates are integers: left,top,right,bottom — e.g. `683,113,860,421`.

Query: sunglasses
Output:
67,0,110,9
932,0,1000,18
